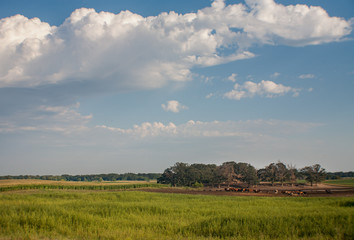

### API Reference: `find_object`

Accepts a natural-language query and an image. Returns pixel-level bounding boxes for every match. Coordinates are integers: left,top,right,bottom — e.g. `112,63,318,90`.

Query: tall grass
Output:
0,190,353,239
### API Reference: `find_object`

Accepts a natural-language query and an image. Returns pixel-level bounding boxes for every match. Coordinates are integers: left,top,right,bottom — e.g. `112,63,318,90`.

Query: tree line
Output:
0,173,161,182
326,171,353,179
157,161,329,187
1,168,351,185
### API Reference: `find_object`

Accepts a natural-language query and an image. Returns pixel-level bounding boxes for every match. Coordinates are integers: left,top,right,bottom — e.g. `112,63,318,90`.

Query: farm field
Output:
0,179,156,186
0,179,161,192
0,182,353,240
324,178,354,186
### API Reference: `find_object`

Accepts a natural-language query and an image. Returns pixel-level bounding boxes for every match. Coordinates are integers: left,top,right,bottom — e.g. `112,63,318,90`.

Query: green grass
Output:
324,178,354,186
0,182,164,192
0,190,353,240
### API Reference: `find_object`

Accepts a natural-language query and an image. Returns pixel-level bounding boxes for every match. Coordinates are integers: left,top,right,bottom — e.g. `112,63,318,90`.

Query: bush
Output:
192,182,204,188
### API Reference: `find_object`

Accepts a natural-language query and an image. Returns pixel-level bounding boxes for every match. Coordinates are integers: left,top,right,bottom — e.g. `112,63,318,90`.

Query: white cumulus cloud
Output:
0,0,351,89
224,80,299,100
161,100,188,113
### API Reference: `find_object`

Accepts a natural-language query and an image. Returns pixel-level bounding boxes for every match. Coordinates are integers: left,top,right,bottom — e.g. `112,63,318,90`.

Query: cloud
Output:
161,100,188,113
0,0,351,89
205,93,214,99
243,0,352,46
271,72,280,78
97,122,178,138
96,119,323,139
224,80,299,100
227,73,238,82
299,74,316,79
0,102,91,134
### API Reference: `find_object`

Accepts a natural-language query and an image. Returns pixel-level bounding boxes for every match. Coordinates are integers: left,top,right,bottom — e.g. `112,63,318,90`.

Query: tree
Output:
264,163,277,185
190,163,219,186
312,164,327,185
262,162,289,185
157,168,175,186
213,165,228,188
257,168,267,182
158,162,227,187
287,164,298,186
301,164,326,186
234,162,258,186
275,161,289,186
219,162,237,187
171,162,190,186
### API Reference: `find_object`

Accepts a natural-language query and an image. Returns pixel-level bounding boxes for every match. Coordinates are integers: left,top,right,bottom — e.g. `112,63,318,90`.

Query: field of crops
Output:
0,179,156,186
0,179,163,193
1,186,353,240
324,178,354,186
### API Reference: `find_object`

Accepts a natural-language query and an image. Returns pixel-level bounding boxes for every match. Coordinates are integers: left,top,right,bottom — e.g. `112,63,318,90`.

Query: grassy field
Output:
0,179,162,192
324,178,354,186
0,188,353,240
0,179,156,186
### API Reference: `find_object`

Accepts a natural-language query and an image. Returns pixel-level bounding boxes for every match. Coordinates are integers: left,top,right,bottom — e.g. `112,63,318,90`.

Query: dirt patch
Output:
137,184,354,197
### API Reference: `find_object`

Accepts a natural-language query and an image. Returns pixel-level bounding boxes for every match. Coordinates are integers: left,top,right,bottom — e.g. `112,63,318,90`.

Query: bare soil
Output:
138,184,354,197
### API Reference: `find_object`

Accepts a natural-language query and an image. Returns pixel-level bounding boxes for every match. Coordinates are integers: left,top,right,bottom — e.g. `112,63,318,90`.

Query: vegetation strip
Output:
324,178,354,186
0,190,353,240
0,183,164,192
158,162,328,187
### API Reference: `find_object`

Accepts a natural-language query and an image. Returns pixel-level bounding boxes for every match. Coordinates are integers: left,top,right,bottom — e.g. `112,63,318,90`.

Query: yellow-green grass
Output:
0,179,162,192
0,190,353,240
324,178,354,186
0,179,156,187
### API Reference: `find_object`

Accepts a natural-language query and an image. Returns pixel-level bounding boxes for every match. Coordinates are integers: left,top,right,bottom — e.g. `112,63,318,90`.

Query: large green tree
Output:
234,162,258,186
301,164,326,186
264,163,278,185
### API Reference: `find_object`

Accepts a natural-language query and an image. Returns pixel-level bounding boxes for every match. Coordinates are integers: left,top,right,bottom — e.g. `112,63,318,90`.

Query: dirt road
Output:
138,184,354,197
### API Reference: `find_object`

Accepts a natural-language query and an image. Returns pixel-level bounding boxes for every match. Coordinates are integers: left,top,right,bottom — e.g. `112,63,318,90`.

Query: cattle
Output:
282,190,305,196
229,187,237,192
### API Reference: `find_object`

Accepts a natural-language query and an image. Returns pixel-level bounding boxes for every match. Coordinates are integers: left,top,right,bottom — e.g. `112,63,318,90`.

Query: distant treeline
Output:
157,161,347,187
0,173,161,182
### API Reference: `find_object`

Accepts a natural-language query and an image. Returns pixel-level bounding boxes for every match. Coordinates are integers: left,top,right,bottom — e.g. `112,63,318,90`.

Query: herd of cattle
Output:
224,187,308,196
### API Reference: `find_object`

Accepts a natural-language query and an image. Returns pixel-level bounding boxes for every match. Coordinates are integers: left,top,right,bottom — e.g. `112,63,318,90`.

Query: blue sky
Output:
0,0,353,175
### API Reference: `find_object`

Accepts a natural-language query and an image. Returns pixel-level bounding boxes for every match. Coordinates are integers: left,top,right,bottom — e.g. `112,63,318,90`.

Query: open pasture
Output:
0,188,353,240
324,178,354,186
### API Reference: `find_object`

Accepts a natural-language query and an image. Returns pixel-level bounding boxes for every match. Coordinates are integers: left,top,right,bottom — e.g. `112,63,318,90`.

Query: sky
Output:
0,0,353,175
